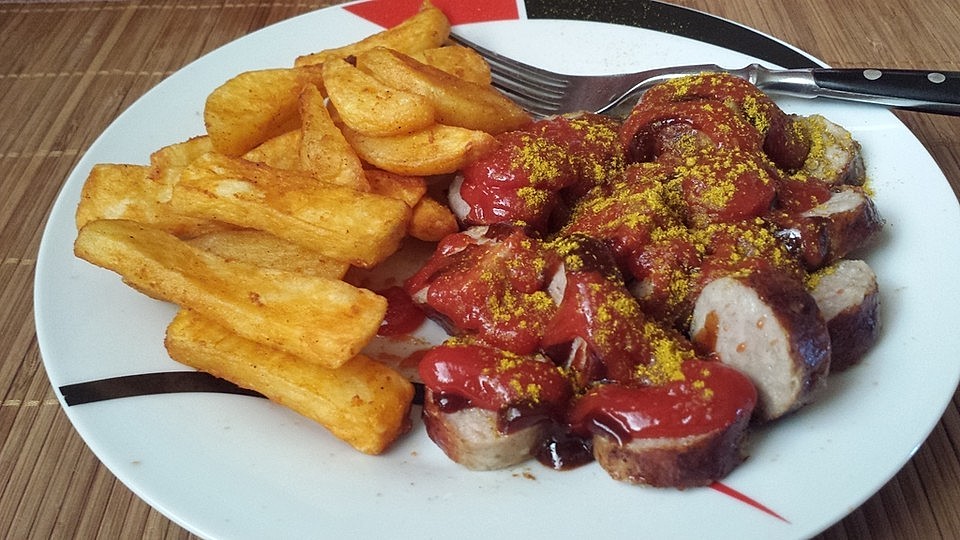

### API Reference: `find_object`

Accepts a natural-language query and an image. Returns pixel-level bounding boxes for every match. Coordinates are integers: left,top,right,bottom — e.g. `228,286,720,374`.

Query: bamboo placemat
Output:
2,0,958,538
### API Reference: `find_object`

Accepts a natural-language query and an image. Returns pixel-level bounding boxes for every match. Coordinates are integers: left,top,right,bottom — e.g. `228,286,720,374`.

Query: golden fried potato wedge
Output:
341,123,496,176
75,219,385,368
410,45,492,85
298,84,369,191
149,136,215,192
204,66,324,156
76,163,153,230
363,169,455,240
294,3,449,67
165,309,414,455
75,163,226,238
356,47,530,134
171,153,410,267
187,229,349,279
409,196,459,241
323,57,436,137
365,169,427,207
243,130,302,170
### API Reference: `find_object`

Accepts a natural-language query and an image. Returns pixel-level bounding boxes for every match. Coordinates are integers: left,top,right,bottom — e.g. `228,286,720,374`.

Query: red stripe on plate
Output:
344,0,521,28
710,481,791,523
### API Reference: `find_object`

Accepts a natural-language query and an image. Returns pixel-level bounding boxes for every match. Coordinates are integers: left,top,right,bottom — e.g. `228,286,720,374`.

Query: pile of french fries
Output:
73,2,531,455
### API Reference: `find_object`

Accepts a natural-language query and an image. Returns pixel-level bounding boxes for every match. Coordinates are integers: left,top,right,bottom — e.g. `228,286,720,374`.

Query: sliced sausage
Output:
773,185,883,270
404,224,561,355
796,114,866,186
568,360,757,488
418,342,573,470
808,259,881,371
690,270,831,421
450,113,624,232
421,390,549,470
590,419,750,489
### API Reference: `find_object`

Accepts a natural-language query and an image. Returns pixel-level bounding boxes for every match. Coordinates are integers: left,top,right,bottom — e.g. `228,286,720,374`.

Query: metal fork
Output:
450,32,960,118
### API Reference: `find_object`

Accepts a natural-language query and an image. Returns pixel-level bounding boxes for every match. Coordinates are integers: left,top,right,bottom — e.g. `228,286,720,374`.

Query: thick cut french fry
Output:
76,163,153,229
149,136,215,192
409,195,459,241
323,57,436,137
243,130,302,170
356,47,530,134
68,3,550,459
298,84,369,191
341,123,496,176
187,229,349,279
410,45,492,85
165,309,414,455
204,66,324,156
171,153,410,267
294,3,450,67
75,163,226,238
363,169,456,240
365,169,427,207
75,219,386,368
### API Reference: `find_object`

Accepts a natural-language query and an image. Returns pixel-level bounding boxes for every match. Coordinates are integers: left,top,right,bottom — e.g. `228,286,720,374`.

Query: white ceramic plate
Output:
35,2,960,539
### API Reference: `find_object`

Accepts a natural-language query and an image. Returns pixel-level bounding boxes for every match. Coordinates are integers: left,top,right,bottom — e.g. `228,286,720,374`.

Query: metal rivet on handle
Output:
863,69,883,80
928,72,947,84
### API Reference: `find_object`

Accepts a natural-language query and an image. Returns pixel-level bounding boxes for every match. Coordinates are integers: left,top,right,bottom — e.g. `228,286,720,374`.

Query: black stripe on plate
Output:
60,371,427,407
523,0,820,69
60,372,263,406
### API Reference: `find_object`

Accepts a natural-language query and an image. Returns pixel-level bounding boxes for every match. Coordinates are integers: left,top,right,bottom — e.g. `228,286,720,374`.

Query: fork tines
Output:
450,32,568,116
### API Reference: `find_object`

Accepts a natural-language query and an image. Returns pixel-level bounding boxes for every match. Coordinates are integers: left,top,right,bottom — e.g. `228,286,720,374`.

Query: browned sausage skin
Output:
772,185,884,270
418,342,573,470
569,359,757,488
807,259,881,371
421,391,552,470
690,269,831,421
794,114,867,186
618,72,811,171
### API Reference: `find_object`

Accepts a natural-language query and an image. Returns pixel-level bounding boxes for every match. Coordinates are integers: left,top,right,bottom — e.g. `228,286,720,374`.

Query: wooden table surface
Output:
2,0,958,538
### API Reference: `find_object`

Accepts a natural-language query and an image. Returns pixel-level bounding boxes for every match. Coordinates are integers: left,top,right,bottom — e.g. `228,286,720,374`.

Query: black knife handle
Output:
812,68,960,115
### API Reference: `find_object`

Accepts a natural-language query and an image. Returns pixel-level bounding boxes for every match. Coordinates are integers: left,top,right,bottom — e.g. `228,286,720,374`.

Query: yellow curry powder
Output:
633,320,697,385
